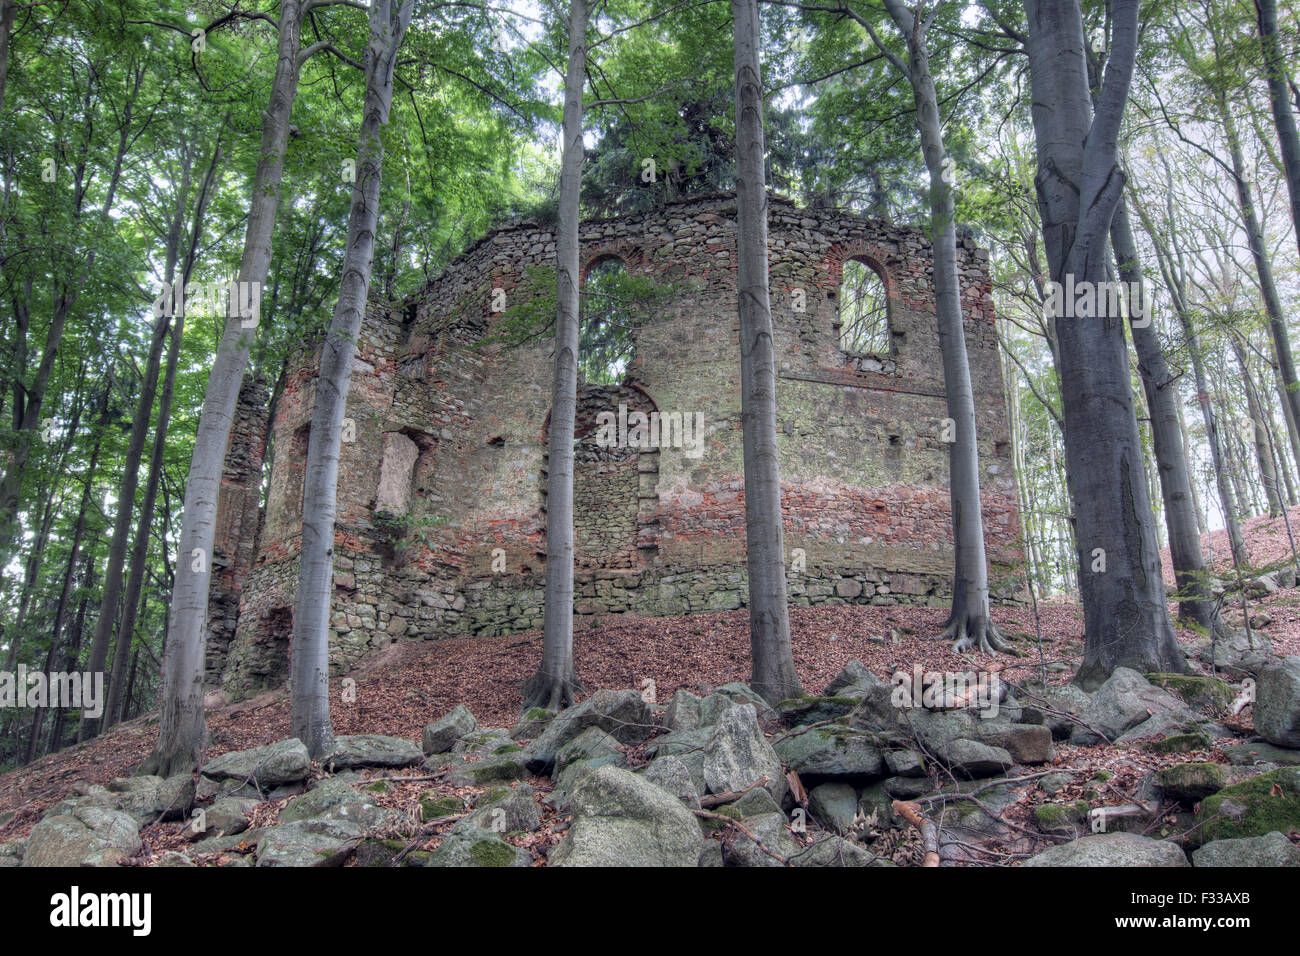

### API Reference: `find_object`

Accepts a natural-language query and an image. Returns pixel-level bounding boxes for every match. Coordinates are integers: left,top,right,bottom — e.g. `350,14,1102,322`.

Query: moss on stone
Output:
1146,673,1232,711
468,837,518,867
1197,767,1300,843
364,780,390,793
419,793,463,820
1148,731,1213,755
1033,801,1088,830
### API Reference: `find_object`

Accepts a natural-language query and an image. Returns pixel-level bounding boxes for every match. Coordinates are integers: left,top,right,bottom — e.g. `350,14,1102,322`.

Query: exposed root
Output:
940,615,1017,656
520,668,584,712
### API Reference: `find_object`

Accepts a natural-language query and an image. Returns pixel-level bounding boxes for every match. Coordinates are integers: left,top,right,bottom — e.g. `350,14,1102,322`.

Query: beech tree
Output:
523,0,589,711
731,0,802,704
291,0,414,758
1022,0,1185,687
143,1,317,776
857,0,1010,654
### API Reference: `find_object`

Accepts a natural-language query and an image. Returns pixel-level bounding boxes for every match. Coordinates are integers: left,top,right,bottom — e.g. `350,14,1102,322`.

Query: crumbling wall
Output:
205,373,270,687
217,193,1023,700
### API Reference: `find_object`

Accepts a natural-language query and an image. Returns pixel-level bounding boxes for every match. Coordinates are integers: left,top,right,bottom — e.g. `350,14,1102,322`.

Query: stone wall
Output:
217,193,1023,700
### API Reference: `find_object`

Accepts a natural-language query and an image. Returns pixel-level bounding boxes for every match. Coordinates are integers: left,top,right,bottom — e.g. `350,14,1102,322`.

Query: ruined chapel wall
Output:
219,194,1022,700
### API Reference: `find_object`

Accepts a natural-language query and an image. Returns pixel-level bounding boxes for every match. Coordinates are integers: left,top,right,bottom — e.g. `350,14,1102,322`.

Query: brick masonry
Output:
213,193,1023,700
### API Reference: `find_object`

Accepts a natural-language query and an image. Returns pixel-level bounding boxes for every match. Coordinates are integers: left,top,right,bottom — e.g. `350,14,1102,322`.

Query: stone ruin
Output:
205,193,1023,701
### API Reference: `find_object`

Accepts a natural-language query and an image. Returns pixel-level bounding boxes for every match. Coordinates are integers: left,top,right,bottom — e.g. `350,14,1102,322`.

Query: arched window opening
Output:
839,258,891,356
580,257,640,385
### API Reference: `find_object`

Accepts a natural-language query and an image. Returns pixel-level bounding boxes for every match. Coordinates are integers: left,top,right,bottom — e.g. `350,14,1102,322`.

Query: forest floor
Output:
3,506,1299,864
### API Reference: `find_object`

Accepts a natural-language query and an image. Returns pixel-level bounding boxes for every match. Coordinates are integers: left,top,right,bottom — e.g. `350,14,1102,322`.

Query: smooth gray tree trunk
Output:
731,0,801,704
523,0,588,711
1023,0,1184,688
1255,0,1300,265
878,0,1009,655
291,0,413,758
142,1,309,777
1112,198,1221,634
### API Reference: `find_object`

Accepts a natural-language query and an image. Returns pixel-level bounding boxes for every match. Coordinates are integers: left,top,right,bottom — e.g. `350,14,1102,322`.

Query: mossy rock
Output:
776,696,860,724
364,780,391,794
354,838,432,867
419,792,465,821
1146,673,1232,712
1146,730,1213,754
1091,770,1115,782
1033,801,1089,834
493,744,523,755
1154,762,1228,805
1196,766,1300,844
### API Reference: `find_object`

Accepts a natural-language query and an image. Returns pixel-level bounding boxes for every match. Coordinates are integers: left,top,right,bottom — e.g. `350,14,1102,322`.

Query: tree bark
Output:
1232,334,1283,516
1255,0,1300,263
142,1,309,777
731,0,801,704
877,0,1009,655
291,0,413,758
1112,198,1220,633
1022,0,1184,688
523,0,589,711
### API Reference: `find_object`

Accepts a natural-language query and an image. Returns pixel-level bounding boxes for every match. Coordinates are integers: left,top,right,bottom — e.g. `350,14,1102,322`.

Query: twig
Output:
892,800,940,866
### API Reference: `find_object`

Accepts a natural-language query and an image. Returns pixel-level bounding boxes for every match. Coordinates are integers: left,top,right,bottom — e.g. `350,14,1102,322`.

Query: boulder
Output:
790,835,891,867
203,796,260,836
1022,831,1189,867
772,726,885,783
1070,668,1191,744
1154,762,1229,805
326,735,422,770
452,784,541,836
548,766,702,867
1256,657,1300,748
423,704,477,755
714,683,778,722
776,696,860,725
721,811,800,867
203,738,311,788
1192,831,1300,867
444,753,530,787
509,707,554,741
808,783,859,834
703,704,787,804
255,818,361,867
554,726,622,775
1224,740,1300,767
452,728,515,756
527,690,654,771
1145,673,1233,713
428,830,530,867
938,738,1014,779
823,661,881,697
1018,683,1092,740
22,805,141,867
642,756,702,810
1196,766,1300,843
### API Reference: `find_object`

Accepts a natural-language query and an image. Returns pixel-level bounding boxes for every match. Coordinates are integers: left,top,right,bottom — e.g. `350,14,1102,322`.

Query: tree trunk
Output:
291,0,413,758
1255,0,1300,263
876,0,1008,655
142,1,308,777
522,0,589,712
113,138,223,731
1112,198,1220,632
1023,0,1184,688
731,0,801,704
1215,93,1300,452
1232,335,1283,516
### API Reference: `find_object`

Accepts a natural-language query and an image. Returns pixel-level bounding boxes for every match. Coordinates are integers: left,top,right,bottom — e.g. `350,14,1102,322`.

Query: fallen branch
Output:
699,776,768,808
693,808,791,865
892,800,940,866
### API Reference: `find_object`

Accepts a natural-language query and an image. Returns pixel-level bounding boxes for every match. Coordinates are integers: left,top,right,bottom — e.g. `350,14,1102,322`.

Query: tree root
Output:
938,614,1017,656
521,668,583,712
